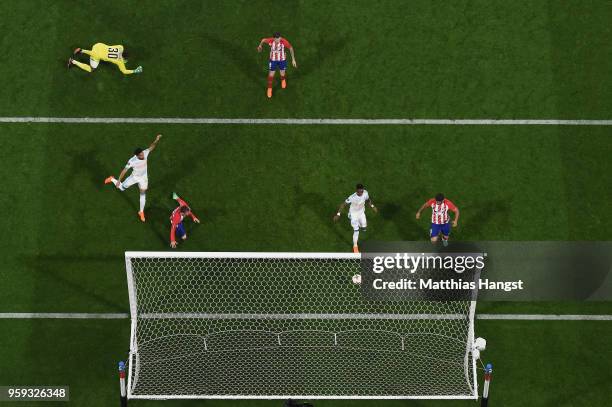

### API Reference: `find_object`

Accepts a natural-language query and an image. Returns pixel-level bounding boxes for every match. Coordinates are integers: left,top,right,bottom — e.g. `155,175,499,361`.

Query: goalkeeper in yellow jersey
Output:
68,43,142,74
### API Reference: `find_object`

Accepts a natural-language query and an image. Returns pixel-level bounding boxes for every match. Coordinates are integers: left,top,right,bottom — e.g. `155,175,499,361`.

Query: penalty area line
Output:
0,313,611,321
0,117,612,125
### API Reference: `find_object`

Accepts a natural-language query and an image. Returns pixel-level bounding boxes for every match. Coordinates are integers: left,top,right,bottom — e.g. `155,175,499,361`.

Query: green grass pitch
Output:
0,0,611,406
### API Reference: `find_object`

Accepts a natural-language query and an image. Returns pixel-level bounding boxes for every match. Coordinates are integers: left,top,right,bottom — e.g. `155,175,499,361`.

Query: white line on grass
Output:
0,313,128,319
477,314,612,321
0,313,611,321
0,117,612,125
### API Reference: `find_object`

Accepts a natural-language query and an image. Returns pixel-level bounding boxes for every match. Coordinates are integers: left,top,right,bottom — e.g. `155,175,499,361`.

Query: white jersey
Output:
345,190,370,215
125,149,150,178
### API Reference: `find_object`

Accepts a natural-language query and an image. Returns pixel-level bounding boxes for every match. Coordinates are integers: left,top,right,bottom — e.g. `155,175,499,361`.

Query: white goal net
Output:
125,252,480,400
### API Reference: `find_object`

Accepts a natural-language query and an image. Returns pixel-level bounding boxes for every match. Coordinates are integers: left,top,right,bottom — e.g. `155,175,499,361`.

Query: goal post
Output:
124,252,481,400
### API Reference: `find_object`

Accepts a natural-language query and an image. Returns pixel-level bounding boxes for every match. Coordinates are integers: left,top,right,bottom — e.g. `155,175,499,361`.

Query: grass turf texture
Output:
0,319,611,406
0,124,611,406
0,124,610,313
0,0,611,119
0,0,611,405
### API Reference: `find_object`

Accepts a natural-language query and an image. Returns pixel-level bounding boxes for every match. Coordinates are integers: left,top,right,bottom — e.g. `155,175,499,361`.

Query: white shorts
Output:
121,175,148,190
349,212,367,230
90,57,99,69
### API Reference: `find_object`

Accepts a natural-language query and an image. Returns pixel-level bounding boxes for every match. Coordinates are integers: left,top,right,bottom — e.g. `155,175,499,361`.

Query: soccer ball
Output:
352,274,362,285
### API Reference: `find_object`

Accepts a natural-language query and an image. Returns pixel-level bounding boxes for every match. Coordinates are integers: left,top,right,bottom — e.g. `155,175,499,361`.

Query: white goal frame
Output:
125,251,480,400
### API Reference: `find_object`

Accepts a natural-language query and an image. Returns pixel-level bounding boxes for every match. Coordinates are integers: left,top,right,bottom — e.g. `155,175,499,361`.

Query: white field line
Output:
0,117,612,125
476,314,612,321
0,313,611,321
0,313,128,319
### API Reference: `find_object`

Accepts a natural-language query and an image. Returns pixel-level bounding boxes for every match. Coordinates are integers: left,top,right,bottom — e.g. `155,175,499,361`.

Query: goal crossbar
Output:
125,251,361,259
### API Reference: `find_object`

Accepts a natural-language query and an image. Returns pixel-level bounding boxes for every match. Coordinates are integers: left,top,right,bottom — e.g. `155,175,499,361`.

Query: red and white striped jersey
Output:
169,197,198,242
263,37,292,61
426,198,458,224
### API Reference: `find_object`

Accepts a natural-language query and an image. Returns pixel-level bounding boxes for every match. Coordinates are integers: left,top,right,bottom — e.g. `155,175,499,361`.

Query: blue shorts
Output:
430,223,450,238
269,60,287,71
175,223,186,239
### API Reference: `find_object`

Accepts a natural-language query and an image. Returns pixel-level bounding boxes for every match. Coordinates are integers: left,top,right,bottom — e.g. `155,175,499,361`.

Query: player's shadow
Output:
124,44,150,64
22,254,127,312
62,46,82,69
71,150,139,213
198,206,227,224
201,32,262,84
70,149,106,190
140,201,172,247
466,198,511,238
71,150,168,245
293,185,346,245
380,200,424,240
157,133,227,189
294,36,347,79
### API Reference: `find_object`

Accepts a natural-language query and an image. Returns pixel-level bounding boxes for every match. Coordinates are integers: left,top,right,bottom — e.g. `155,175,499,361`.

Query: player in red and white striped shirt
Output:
257,32,297,98
416,193,460,246
169,193,200,248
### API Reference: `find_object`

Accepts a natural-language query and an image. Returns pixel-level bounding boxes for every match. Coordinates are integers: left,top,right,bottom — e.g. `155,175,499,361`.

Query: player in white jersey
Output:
333,183,378,253
104,134,162,222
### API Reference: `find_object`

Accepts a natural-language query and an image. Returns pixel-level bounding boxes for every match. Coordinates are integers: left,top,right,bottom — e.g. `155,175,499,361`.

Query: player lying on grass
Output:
104,134,162,222
416,193,460,246
333,183,378,253
170,193,200,248
68,43,142,74
257,32,297,98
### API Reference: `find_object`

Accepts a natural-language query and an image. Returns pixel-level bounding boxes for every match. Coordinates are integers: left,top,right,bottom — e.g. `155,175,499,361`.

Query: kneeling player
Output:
170,193,200,248
333,184,378,253
416,193,460,246
68,43,142,74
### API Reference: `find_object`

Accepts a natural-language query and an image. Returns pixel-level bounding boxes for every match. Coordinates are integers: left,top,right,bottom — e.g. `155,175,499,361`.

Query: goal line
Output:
1,117,612,125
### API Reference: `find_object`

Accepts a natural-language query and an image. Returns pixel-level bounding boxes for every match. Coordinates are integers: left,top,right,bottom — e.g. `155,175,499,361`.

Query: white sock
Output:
111,177,125,191
139,192,146,212
353,231,359,246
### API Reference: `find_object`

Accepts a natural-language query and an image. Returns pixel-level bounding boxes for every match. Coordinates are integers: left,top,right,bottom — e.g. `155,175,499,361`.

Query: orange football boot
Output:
281,78,287,89
353,245,359,253
267,88,272,98
104,176,114,184
138,211,146,222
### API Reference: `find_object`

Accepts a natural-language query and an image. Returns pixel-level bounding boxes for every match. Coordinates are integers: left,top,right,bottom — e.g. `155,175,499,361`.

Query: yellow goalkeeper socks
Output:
72,60,92,72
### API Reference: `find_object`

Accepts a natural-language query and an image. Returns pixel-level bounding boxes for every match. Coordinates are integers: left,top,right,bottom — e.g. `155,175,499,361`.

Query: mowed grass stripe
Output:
0,124,609,313
1,1,611,121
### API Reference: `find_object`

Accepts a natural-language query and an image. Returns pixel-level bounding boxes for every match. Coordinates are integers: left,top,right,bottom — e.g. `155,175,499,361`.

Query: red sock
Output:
267,77,273,88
